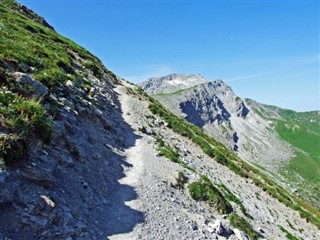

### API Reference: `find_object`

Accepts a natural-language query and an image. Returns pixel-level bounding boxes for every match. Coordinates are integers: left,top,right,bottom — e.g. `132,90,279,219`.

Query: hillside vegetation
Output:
247,99,320,209
0,0,116,166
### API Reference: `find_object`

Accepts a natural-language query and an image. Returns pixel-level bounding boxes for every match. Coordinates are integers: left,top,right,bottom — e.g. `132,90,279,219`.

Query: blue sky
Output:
18,0,319,111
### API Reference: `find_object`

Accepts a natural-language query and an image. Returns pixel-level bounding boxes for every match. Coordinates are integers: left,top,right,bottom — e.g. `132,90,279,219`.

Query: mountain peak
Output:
139,73,208,94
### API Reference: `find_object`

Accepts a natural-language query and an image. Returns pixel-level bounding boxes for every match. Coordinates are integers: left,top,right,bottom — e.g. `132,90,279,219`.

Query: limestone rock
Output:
12,72,48,100
233,228,249,240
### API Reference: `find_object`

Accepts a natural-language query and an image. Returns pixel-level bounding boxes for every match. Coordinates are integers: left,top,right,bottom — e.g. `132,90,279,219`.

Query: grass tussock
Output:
0,88,52,165
189,175,233,214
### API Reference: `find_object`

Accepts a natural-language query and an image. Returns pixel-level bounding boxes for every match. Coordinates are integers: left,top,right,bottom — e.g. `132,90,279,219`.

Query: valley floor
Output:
107,82,319,240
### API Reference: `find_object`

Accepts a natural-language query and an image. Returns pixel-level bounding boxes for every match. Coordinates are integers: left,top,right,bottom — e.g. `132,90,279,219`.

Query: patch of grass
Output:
0,88,52,165
189,175,233,214
279,225,301,240
286,219,296,230
0,0,114,92
157,143,180,163
228,213,258,240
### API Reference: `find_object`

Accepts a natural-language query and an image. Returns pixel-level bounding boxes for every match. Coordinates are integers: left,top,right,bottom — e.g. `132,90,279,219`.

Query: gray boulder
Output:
12,72,48,100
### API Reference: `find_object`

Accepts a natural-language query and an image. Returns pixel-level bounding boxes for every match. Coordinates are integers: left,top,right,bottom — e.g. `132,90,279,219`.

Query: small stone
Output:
40,195,55,208
233,228,249,240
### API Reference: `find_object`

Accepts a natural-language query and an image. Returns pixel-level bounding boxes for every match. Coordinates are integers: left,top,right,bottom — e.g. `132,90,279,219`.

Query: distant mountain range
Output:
139,73,320,208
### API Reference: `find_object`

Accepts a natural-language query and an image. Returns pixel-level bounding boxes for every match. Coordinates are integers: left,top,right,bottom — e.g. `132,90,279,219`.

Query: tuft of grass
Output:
228,213,258,240
0,88,52,165
157,143,180,163
218,183,252,219
189,175,233,214
171,171,188,189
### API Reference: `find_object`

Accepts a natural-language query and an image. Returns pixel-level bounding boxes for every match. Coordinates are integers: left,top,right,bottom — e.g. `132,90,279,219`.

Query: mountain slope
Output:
0,1,135,239
108,82,320,240
140,74,320,209
0,1,319,239
246,99,320,208
140,75,294,169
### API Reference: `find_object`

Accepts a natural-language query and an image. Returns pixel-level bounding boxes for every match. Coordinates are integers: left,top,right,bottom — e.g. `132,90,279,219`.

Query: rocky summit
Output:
139,73,208,95
0,1,319,240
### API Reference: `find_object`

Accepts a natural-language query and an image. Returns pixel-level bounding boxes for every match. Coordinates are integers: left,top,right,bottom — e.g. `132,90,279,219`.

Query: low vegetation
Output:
0,0,119,166
228,213,258,240
218,183,252,218
189,175,233,214
0,86,52,165
171,171,188,189
0,0,117,91
157,143,181,163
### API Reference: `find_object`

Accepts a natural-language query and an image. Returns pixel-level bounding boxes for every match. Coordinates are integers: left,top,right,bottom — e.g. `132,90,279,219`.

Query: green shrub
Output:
0,134,28,165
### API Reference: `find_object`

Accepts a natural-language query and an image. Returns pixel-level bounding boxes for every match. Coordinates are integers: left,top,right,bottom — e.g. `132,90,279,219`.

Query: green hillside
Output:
0,0,116,165
247,99,320,208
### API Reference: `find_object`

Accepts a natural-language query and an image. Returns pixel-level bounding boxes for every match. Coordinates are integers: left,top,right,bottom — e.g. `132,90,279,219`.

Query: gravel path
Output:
106,82,320,240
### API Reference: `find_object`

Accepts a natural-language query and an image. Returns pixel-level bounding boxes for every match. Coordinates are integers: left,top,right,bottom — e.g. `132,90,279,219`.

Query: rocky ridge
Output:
139,73,208,95
139,75,294,174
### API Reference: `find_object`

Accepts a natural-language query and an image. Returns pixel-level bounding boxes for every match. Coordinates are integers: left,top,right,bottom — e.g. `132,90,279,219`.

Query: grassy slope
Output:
0,0,116,165
247,99,320,208
0,0,114,90
276,110,320,207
